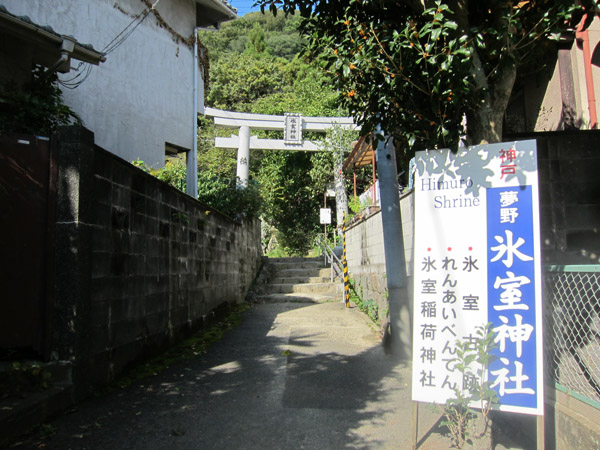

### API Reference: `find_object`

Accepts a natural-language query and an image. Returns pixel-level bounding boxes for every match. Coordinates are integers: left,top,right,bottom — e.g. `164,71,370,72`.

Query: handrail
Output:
316,235,343,282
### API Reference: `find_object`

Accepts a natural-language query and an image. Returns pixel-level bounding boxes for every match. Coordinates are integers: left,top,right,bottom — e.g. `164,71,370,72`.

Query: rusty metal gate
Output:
0,134,56,360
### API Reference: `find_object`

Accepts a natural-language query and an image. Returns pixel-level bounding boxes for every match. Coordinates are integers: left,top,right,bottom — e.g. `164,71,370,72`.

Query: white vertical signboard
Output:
412,140,543,415
320,208,332,224
284,113,302,144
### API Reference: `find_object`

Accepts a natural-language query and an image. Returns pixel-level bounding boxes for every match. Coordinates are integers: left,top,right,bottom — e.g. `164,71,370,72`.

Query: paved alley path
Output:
12,301,461,449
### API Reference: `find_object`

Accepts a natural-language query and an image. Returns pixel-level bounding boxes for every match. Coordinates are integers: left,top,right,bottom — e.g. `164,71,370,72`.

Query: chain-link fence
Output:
544,265,600,404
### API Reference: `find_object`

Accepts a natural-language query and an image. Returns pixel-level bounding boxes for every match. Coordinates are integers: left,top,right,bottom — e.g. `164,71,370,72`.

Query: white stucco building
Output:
1,0,236,169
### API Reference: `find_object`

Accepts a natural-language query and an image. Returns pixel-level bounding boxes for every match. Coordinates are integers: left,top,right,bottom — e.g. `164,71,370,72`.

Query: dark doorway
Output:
0,134,56,360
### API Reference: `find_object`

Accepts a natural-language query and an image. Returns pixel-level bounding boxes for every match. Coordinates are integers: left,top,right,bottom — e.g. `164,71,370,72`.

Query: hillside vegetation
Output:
197,12,366,255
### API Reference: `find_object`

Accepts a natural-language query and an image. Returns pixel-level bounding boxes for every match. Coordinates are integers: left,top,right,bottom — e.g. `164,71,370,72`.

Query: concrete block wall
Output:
509,130,600,265
345,192,414,324
53,126,261,397
518,130,600,448
345,210,387,323
545,386,600,450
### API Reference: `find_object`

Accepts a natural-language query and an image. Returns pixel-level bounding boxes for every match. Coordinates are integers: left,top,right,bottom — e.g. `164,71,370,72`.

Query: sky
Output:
228,0,262,16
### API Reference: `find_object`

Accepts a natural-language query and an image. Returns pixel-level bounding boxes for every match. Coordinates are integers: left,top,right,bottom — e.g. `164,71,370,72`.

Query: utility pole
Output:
333,125,348,244
375,126,411,359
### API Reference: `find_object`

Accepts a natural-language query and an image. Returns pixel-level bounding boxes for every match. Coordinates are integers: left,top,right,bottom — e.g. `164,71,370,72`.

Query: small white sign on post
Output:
320,208,331,224
412,140,543,416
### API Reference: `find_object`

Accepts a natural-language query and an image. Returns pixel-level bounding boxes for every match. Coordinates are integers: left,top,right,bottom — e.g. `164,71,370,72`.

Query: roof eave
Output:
0,9,105,66
195,0,238,28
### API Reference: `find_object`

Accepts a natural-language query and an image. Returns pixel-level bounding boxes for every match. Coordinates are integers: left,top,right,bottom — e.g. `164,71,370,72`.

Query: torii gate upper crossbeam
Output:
203,107,359,186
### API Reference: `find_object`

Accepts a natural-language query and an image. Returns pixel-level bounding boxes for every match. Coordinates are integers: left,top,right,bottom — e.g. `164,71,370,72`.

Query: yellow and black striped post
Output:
342,212,350,308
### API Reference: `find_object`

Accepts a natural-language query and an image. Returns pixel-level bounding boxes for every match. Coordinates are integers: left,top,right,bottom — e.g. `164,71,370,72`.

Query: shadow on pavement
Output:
13,302,417,449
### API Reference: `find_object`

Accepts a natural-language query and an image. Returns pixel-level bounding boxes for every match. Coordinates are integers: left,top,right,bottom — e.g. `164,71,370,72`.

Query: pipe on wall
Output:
187,28,200,199
577,17,598,129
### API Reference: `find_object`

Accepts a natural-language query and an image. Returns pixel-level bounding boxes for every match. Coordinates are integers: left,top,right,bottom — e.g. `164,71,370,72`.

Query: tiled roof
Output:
0,4,105,62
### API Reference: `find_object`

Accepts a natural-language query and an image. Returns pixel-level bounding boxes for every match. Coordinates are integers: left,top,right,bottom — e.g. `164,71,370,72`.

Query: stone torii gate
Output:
204,107,358,187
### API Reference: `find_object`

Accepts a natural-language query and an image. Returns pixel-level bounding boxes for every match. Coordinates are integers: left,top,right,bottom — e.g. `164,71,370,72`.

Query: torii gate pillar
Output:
236,126,250,187
205,107,358,189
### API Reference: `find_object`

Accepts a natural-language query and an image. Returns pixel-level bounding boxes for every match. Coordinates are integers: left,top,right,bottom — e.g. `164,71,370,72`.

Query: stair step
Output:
267,257,322,263
267,261,325,271
271,276,331,285
266,258,324,270
254,292,341,304
261,282,338,295
275,267,332,278
252,257,341,304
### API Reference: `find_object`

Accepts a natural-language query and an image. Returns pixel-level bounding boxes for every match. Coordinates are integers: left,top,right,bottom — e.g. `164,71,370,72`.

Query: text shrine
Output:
412,140,544,415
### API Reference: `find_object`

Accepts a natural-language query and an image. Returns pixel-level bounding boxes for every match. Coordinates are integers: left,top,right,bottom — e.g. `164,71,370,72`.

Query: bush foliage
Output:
133,159,262,220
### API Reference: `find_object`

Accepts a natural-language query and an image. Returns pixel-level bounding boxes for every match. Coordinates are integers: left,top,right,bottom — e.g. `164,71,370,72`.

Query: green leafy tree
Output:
133,159,261,218
201,10,355,254
197,116,238,178
245,23,268,54
311,124,359,231
257,0,595,149
199,11,305,63
197,170,262,220
0,65,80,136
207,53,289,111
266,33,305,60
258,151,321,255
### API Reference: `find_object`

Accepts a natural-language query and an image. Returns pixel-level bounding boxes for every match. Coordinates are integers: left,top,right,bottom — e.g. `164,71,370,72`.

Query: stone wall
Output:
545,387,600,450
510,130,600,449
53,127,262,398
526,130,600,265
345,192,414,325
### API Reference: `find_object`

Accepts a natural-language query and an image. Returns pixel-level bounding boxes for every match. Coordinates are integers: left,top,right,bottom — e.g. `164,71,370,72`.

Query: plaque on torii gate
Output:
204,107,358,186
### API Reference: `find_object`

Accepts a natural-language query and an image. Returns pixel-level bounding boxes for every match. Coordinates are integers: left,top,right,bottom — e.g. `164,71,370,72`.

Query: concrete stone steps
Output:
253,292,339,303
267,257,322,264
261,282,338,295
271,276,331,285
266,260,324,271
255,257,341,303
275,267,332,278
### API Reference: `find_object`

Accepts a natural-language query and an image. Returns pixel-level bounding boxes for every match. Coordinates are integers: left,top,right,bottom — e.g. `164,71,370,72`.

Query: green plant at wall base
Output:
440,323,498,448
35,423,57,438
0,361,52,400
348,279,379,324
94,303,250,397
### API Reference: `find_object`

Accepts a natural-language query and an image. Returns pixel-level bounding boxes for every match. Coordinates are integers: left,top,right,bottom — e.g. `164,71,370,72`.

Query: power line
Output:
59,5,152,89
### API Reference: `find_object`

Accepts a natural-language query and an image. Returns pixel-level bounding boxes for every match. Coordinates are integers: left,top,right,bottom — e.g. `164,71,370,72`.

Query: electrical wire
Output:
58,4,153,89
102,7,151,55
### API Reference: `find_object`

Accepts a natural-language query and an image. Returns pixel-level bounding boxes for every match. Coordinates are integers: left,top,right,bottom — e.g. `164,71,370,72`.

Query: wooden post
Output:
411,401,419,450
537,415,545,450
